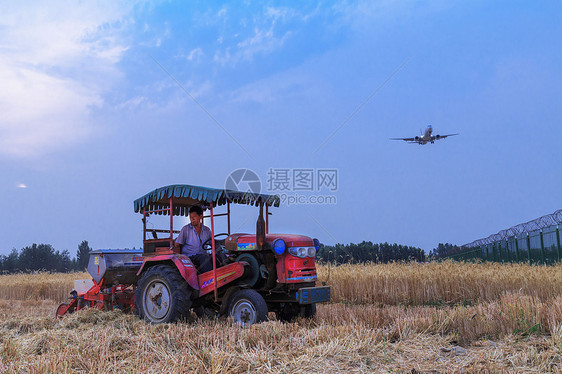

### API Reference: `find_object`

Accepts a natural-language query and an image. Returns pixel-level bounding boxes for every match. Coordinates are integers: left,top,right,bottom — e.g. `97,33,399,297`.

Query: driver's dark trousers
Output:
189,253,213,273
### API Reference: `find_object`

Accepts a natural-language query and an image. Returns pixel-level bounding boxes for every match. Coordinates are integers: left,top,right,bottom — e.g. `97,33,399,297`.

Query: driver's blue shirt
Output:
176,223,212,256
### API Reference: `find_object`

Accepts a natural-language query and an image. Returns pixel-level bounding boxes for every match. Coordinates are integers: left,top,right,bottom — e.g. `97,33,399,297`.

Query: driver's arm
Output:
174,227,186,253
204,228,215,250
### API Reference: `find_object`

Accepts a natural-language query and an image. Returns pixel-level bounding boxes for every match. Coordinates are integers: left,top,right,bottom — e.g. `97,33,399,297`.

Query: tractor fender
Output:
136,254,199,291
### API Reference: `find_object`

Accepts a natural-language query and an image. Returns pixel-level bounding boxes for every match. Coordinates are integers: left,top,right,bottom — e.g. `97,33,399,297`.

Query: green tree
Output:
429,243,460,259
58,249,73,272
0,249,19,273
316,241,425,264
76,240,91,270
18,244,57,271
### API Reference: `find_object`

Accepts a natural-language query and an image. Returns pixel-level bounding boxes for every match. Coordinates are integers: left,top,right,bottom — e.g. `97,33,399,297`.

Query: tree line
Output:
427,243,461,259
0,241,91,273
316,241,426,264
0,240,460,272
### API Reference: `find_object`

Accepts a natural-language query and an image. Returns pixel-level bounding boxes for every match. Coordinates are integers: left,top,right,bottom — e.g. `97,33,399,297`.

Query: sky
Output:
1,0,561,256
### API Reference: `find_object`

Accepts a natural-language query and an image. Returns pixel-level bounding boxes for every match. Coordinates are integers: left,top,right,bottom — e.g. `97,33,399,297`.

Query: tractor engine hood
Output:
225,233,314,251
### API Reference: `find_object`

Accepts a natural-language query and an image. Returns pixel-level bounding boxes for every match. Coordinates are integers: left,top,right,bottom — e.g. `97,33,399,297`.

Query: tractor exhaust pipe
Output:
256,202,266,250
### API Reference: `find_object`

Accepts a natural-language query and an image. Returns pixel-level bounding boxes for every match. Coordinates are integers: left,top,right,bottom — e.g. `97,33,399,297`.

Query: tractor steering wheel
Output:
202,233,229,251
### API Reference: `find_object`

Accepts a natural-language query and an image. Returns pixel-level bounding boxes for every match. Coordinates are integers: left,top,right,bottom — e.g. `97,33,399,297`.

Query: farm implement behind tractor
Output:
57,184,330,325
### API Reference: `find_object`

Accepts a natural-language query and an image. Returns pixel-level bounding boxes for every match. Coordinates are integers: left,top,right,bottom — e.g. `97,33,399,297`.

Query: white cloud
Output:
16,184,27,189
187,47,204,62
213,6,300,66
241,27,292,61
217,7,227,17
0,1,136,158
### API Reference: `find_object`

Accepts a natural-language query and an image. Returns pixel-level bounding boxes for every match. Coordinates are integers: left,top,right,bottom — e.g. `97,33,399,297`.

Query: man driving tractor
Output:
173,206,213,273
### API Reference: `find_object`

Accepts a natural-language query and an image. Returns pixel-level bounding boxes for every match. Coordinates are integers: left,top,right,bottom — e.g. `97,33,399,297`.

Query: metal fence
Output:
445,209,562,264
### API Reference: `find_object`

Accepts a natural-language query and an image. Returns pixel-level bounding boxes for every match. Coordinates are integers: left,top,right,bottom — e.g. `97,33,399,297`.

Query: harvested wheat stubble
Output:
0,262,561,372
0,301,561,373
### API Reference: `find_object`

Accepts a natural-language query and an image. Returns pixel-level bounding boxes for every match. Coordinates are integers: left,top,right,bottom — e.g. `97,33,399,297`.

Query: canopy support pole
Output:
227,202,231,235
142,208,146,243
169,198,174,248
210,203,218,302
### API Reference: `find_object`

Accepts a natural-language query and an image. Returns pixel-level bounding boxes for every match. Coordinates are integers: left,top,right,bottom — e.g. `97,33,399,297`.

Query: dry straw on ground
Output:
0,262,561,372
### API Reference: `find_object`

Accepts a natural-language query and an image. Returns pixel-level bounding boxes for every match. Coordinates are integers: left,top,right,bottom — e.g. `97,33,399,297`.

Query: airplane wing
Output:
390,137,416,142
434,133,459,140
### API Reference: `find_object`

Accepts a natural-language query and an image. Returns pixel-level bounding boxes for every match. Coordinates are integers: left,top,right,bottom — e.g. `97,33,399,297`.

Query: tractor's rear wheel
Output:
228,289,268,327
135,265,192,324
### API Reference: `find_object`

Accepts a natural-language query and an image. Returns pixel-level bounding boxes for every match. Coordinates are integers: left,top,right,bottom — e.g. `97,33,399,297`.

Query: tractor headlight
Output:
307,247,316,258
288,247,316,258
273,239,286,255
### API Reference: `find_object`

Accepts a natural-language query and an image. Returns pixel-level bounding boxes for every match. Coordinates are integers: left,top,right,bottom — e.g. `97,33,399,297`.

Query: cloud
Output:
0,1,136,158
213,6,302,66
16,184,27,189
217,7,227,18
187,47,204,62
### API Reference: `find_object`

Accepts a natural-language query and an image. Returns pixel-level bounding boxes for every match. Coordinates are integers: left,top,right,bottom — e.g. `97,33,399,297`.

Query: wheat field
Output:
1,261,561,372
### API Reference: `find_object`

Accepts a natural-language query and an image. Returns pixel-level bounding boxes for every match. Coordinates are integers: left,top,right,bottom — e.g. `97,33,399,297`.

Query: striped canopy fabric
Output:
134,184,280,216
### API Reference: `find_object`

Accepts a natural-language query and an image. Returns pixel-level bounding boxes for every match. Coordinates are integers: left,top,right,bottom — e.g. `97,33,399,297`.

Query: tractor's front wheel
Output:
135,265,192,324
228,289,268,327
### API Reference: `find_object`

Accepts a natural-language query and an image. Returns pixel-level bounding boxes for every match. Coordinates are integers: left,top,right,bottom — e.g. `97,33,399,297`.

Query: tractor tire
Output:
227,289,268,326
276,303,317,322
135,265,192,324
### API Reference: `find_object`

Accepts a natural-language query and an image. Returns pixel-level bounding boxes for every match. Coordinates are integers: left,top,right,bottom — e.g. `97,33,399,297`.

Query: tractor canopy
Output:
134,184,280,216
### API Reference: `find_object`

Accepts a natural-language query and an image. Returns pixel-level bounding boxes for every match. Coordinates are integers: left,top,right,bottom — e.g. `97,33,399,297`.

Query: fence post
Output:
556,226,560,261
526,234,531,264
539,230,545,264
515,238,520,263
506,239,510,262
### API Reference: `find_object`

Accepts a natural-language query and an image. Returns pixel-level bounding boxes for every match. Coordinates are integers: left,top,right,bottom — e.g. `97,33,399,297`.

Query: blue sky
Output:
1,1,561,255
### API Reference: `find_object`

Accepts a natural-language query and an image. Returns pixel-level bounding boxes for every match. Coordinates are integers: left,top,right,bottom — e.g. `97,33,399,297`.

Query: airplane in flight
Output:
390,125,459,145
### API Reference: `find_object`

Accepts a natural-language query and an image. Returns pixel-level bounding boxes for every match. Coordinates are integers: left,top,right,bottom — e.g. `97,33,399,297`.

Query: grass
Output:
0,261,561,372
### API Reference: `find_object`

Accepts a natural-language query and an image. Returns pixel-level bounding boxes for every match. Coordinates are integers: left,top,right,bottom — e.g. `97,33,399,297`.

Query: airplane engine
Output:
435,135,441,139
414,136,419,141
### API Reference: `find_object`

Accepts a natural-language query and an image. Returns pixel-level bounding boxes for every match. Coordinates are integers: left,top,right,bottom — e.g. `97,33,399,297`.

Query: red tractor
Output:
57,184,330,325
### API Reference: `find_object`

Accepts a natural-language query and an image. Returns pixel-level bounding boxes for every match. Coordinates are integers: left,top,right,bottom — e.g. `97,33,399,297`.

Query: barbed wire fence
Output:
444,209,562,264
